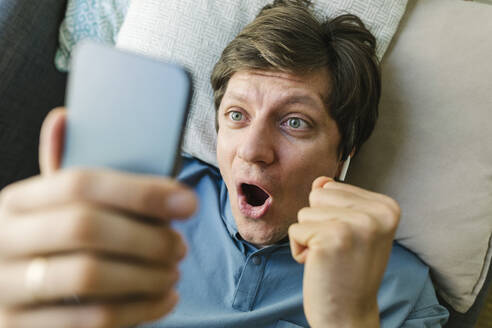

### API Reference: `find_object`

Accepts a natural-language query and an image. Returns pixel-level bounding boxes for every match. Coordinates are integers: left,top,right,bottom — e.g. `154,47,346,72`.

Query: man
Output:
0,1,448,327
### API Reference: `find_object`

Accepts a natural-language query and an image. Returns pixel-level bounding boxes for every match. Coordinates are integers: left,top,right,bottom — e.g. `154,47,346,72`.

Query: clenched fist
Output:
289,176,400,328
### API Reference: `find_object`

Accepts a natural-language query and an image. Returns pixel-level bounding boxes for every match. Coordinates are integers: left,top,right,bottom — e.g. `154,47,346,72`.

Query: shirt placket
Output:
232,251,268,312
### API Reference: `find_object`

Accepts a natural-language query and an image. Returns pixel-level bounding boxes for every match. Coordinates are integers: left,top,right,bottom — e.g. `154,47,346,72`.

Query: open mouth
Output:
237,182,272,219
241,183,270,206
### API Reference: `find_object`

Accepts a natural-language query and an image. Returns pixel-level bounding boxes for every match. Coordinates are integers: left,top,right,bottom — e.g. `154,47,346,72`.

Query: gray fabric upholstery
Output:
439,259,491,327
0,0,68,189
0,0,489,327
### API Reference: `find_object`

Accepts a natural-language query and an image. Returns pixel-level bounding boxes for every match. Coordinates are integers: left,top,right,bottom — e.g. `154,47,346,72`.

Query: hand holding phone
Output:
0,42,196,327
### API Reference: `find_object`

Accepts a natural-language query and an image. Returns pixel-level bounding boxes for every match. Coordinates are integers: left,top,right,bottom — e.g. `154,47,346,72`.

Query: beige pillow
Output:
347,0,492,313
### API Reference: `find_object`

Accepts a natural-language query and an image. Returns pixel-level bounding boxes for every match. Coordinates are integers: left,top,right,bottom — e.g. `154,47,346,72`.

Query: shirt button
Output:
252,255,262,265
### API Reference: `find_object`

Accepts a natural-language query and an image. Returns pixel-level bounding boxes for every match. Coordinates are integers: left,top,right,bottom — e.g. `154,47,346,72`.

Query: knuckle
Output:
65,206,97,246
372,201,389,218
0,183,22,213
362,219,381,242
89,305,117,328
160,228,185,260
72,255,100,293
388,214,400,232
308,188,323,206
329,223,353,251
288,223,299,236
0,185,13,208
387,197,401,216
134,184,162,213
354,210,371,222
162,267,180,290
63,169,90,199
380,197,401,230
296,207,310,220
382,196,401,216
148,290,178,321
173,231,187,259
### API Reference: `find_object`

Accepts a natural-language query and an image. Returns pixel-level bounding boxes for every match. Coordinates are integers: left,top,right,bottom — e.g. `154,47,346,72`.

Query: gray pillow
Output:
117,0,407,165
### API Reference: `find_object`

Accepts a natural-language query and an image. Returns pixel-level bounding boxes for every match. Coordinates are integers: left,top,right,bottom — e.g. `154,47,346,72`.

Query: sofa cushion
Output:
347,0,492,313
116,0,492,313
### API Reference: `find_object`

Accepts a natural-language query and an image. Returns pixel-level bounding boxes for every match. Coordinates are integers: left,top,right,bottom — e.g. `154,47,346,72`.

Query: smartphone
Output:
62,41,192,176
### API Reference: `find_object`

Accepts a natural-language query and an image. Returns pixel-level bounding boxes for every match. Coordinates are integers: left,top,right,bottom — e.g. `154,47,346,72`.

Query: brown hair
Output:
210,0,381,161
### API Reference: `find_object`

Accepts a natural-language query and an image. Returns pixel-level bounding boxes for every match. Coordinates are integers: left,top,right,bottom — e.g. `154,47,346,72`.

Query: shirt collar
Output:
219,177,239,238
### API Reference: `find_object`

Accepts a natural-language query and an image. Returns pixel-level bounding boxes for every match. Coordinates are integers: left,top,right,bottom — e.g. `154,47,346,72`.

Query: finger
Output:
298,206,369,224
288,220,355,264
288,221,328,264
311,176,334,190
0,204,187,264
39,108,67,176
0,254,179,307
312,177,401,215
0,291,178,328
308,188,399,230
0,169,197,221
297,206,391,241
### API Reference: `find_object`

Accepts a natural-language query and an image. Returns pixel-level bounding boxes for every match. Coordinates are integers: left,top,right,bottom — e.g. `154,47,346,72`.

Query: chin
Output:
235,217,290,247
228,180,297,247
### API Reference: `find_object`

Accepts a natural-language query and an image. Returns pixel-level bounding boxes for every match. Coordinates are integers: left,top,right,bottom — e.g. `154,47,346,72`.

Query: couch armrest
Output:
0,0,68,189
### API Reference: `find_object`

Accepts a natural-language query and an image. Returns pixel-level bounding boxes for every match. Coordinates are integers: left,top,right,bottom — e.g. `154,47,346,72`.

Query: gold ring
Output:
25,257,47,302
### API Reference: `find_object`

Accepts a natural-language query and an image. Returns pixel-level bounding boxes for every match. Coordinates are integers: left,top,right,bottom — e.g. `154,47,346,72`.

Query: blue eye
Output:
229,111,243,121
286,117,308,129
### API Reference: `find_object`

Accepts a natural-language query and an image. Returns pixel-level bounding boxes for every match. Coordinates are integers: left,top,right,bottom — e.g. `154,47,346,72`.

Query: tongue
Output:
243,184,269,206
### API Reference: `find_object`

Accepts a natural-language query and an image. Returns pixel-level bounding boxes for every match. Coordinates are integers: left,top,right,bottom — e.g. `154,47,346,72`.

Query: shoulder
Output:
176,153,221,186
386,242,429,279
379,243,429,311
379,242,449,327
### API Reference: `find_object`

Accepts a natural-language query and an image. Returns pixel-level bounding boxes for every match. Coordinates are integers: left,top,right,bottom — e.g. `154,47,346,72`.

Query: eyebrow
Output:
280,95,323,110
225,92,326,113
225,91,249,104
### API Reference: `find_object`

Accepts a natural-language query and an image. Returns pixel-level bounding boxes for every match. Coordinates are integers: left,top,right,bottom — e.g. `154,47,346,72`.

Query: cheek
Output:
279,142,339,184
216,130,235,182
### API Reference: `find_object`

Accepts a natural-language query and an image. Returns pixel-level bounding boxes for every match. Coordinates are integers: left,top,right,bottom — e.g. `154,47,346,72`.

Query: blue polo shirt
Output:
141,155,449,328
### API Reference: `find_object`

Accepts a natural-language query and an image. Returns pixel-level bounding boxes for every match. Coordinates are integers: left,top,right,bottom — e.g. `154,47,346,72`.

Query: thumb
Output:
288,222,318,264
39,107,67,175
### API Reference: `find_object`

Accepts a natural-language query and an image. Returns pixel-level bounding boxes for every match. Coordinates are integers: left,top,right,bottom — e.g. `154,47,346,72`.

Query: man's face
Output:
216,69,342,247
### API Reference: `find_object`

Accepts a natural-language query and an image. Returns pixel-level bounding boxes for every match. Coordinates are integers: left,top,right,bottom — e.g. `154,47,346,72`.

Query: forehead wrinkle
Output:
225,70,330,116
225,77,261,105
269,92,326,115
248,70,330,114
248,69,305,82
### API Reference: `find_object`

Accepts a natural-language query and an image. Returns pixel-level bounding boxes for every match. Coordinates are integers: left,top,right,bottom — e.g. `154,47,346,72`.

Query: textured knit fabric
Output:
117,0,408,166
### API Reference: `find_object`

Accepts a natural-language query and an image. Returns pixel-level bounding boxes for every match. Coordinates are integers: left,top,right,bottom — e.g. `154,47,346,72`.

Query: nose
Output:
237,121,275,165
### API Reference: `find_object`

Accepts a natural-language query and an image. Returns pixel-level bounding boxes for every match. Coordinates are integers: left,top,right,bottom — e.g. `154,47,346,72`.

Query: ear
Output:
39,108,67,175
